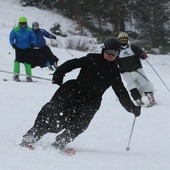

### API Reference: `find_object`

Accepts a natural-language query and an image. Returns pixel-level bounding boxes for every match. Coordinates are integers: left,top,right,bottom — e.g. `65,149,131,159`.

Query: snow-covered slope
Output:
0,1,170,170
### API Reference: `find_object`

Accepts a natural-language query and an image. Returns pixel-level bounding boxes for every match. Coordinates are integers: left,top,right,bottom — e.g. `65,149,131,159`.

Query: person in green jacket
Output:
9,17,36,82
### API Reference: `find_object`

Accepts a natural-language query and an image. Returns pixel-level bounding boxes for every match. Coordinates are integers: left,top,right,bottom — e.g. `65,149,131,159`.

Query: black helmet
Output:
32,22,39,30
104,37,121,51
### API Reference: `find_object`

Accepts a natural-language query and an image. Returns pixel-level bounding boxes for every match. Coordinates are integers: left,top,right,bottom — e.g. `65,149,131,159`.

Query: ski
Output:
20,143,35,150
20,142,76,155
135,101,157,108
61,148,76,156
144,103,153,108
19,80,38,83
2,78,38,83
143,102,157,108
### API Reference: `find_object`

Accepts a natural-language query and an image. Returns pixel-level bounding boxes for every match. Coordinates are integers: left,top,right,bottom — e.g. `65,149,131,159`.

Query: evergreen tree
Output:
20,0,170,52
129,0,169,48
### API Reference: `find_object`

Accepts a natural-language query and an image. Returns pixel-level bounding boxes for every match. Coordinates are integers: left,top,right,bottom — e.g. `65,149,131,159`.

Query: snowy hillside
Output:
0,0,170,170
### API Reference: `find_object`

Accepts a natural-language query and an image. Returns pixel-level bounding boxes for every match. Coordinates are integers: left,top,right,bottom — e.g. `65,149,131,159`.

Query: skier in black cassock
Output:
20,37,141,150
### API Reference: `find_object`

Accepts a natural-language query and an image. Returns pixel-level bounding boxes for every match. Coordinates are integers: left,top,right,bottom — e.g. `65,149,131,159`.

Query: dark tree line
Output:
20,0,170,53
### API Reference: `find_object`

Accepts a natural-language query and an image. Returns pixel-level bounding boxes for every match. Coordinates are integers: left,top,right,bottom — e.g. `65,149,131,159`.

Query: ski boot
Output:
20,141,35,150
51,138,66,150
51,139,76,155
26,76,33,82
13,75,20,82
145,92,155,106
20,135,35,150
135,98,144,106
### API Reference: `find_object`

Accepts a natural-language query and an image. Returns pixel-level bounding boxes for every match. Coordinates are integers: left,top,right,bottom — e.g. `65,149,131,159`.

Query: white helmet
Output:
118,32,129,39
118,32,129,45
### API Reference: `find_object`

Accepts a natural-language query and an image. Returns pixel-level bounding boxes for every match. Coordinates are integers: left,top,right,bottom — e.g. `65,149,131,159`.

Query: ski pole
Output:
38,0,45,8
136,70,149,81
0,69,52,81
55,39,74,58
146,59,170,93
126,116,136,151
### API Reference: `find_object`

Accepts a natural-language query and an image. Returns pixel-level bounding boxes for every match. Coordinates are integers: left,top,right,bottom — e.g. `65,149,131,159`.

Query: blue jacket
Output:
9,25,36,49
33,29,56,48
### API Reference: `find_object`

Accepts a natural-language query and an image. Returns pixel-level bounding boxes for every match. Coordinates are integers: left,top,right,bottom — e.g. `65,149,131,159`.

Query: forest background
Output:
20,0,170,54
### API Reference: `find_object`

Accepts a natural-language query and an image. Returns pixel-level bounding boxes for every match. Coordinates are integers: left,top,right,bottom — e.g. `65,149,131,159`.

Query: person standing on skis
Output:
9,16,36,82
117,32,156,106
20,37,141,150
31,21,59,70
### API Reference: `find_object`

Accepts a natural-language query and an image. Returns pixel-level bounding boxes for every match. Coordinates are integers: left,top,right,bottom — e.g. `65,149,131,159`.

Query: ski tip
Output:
20,143,35,150
62,148,76,156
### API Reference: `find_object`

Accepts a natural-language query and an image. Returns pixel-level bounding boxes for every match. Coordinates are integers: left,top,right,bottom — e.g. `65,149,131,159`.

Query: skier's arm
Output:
112,73,141,117
52,57,87,85
131,44,148,59
9,30,15,46
41,29,56,39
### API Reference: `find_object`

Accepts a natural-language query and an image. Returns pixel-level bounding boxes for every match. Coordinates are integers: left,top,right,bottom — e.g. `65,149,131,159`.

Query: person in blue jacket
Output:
31,22,59,70
9,17,36,82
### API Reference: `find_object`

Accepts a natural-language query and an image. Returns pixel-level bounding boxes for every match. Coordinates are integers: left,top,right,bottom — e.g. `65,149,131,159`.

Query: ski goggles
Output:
19,22,27,26
105,50,119,57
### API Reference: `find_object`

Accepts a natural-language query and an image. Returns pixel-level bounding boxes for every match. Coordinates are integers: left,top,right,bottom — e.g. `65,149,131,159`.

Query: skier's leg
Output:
21,102,63,146
136,69,156,105
13,61,20,74
13,61,20,81
52,100,100,150
51,129,73,150
44,46,59,69
137,69,155,90
130,88,144,106
122,72,144,105
52,118,95,150
24,63,32,76
21,126,48,146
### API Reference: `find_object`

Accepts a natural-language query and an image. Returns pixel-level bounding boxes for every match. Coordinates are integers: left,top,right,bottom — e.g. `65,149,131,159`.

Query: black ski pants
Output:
23,80,101,145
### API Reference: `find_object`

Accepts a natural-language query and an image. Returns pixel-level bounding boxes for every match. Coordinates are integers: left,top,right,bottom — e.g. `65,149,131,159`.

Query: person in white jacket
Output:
117,32,155,107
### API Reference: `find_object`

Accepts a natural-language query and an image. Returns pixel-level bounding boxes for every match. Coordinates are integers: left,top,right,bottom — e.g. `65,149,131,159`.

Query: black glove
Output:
140,52,148,60
12,44,16,49
52,74,63,85
131,105,141,117
52,35,56,39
